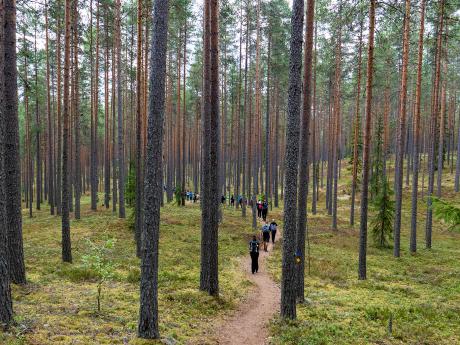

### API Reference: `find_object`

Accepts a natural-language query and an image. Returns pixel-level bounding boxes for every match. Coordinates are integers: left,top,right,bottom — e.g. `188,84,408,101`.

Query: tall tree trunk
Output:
426,0,444,249
135,0,143,257
5,0,25,284
358,0,375,281
350,19,363,226
295,0,314,303
0,0,13,324
56,1,62,215
138,0,168,338
393,0,411,258
281,0,303,320
73,0,81,220
410,0,425,253
61,0,72,263
34,23,41,211
104,13,110,210
45,0,55,216
116,0,125,218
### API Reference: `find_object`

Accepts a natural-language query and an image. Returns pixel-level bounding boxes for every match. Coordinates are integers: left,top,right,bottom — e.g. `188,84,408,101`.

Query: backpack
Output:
270,223,277,231
262,224,270,233
250,240,259,253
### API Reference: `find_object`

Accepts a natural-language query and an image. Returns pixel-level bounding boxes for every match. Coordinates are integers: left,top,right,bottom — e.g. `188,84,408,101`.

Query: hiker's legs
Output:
271,230,276,243
251,252,259,273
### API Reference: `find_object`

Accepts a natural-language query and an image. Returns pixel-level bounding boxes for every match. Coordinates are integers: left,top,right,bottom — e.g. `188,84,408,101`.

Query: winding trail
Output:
216,225,281,345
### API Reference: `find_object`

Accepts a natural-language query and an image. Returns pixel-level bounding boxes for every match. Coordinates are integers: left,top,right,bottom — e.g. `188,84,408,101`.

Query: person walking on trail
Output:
262,201,269,221
221,195,226,204
249,235,259,274
230,195,235,207
269,219,278,244
262,222,270,252
257,200,263,218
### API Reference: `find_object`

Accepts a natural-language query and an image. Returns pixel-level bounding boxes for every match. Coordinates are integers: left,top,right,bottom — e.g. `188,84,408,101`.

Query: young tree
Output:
138,0,169,338
358,0,375,281
281,0,303,319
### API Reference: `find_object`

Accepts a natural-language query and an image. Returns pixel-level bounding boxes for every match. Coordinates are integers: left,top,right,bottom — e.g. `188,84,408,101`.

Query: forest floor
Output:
1,198,264,345
266,166,460,344
1,162,460,345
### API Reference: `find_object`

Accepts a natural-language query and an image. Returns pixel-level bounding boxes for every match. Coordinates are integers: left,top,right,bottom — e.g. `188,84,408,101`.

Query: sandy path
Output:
216,229,281,345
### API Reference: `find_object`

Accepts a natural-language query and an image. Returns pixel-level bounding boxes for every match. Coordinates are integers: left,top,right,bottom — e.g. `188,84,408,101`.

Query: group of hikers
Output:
249,219,278,274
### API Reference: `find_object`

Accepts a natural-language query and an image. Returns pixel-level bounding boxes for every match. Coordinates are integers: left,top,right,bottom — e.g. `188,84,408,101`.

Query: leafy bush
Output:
81,238,117,312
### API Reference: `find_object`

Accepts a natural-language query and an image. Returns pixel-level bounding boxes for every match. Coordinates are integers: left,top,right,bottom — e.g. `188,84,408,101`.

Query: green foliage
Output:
174,186,183,206
80,238,117,312
125,161,136,208
370,179,395,248
370,110,385,201
431,198,460,232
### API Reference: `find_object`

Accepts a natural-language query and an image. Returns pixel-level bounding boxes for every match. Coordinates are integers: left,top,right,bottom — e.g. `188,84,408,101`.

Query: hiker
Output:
221,195,226,204
257,200,263,218
193,194,197,203
262,222,270,252
249,235,259,274
269,219,277,244
230,195,235,207
262,200,268,221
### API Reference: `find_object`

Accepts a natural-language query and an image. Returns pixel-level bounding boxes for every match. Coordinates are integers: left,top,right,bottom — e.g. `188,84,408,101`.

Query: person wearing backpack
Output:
249,235,259,274
257,200,263,218
269,219,278,244
261,222,270,252
262,201,269,221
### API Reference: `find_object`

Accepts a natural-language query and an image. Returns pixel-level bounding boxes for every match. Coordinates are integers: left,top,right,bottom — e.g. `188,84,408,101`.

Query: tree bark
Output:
281,0,304,319
61,0,72,263
5,0,26,284
137,0,168,338
0,0,13,324
295,0,314,303
358,0,375,280
410,0,426,254
393,0,411,258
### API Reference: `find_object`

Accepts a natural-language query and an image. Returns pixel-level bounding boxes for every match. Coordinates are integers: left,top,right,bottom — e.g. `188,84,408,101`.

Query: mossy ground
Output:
267,162,460,345
1,196,257,345
1,160,460,345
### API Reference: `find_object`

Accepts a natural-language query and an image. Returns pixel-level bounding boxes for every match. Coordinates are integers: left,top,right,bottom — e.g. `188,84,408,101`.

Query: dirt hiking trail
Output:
216,225,281,345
